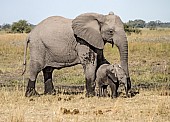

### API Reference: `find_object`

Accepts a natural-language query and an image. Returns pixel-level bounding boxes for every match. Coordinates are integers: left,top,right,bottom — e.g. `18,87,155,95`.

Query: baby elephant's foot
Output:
111,94,118,99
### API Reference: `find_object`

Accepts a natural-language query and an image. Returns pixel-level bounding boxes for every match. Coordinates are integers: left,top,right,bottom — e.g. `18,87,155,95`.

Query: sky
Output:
1,0,170,25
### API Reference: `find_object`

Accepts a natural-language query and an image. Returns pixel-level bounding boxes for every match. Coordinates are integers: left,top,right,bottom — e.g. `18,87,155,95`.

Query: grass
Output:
0,90,169,122
0,33,25,73
0,28,170,121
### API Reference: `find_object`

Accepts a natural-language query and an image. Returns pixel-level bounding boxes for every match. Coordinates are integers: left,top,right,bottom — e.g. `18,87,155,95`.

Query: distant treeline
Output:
126,20,170,29
123,20,170,35
0,19,170,34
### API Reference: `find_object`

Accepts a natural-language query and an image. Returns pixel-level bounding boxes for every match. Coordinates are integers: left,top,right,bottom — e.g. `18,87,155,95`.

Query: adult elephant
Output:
22,12,131,97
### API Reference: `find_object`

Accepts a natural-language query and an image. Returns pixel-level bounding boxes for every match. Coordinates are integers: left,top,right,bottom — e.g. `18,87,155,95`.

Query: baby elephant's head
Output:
106,64,126,83
107,64,129,96
113,64,127,84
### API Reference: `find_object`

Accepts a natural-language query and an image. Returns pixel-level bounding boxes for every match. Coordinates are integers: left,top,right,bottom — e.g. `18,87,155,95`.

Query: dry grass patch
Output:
0,89,169,122
0,34,26,75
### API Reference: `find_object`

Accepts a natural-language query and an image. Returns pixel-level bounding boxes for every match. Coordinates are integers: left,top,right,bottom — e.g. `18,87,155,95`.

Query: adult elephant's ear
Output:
72,13,105,49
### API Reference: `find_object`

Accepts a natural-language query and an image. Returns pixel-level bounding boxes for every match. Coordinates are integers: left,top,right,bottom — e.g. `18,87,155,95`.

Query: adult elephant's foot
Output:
44,79,56,95
25,79,40,97
85,82,95,97
25,88,40,97
85,92,95,97
44,89,56,95
85,90,95,97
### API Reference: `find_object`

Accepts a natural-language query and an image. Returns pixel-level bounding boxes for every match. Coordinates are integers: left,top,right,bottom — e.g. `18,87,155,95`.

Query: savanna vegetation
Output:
0,28,170,121
1,19,170,34
0,20,34,34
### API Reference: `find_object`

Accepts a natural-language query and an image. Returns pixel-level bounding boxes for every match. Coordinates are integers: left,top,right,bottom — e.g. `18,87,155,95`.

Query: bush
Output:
124,23,142,35
11,20,32,33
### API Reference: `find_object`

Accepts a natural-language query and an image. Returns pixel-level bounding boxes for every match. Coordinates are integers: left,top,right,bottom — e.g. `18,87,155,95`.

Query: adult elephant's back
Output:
28,16,79,68
29,16,76,47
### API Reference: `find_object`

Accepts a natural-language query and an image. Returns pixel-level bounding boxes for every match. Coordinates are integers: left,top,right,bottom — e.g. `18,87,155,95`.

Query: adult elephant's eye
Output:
110,30,113,33
108,29,114,35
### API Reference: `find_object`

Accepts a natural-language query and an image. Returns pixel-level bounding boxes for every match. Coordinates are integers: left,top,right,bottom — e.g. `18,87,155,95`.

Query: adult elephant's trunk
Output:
118,37,129,77
113,30,131,92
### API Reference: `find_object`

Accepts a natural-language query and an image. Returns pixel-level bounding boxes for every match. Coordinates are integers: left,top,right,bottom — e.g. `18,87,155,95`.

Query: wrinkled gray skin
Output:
22,12,131,97
95,64,128,98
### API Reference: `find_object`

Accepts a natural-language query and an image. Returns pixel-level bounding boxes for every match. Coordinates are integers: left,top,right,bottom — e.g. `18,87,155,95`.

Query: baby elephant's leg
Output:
109,81,119,99
102,85,109,97
99,86,103,97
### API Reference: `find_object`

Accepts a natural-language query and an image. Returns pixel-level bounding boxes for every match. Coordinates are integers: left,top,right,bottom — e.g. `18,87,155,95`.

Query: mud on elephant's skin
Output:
22,12,131,97
95,64,129,98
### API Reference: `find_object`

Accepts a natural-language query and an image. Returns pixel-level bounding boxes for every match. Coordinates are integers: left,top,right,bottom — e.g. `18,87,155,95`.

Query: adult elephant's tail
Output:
22,37,29,75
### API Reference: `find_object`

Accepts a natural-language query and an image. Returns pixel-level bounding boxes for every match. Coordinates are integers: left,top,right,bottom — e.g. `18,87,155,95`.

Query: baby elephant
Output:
95,64,128,98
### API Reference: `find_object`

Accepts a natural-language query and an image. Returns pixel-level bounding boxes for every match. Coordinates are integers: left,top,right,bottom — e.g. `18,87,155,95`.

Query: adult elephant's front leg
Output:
43,67,56,95
77,43,97,97
84,59,97,97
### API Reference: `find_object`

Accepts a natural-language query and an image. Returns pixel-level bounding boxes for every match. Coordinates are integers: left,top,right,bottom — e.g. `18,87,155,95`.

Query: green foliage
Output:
124,23,142,35
127,19,146,28
146,21,157,30
11,20,32,33
24,26,32,33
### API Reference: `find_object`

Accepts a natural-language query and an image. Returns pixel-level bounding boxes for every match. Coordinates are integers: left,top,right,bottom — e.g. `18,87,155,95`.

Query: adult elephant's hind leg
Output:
25,61,41,97
43,67,56,95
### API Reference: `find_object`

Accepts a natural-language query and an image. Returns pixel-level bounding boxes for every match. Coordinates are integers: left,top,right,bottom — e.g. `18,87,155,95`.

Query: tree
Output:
127,19,145,28
11,20,31,33
146,21,157,30
1,23,11,31
124,23,142,35
155,20,161,26
134,19,146,28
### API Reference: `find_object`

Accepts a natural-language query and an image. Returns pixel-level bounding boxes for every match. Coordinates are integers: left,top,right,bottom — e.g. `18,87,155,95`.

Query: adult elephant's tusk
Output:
112,39,114,48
